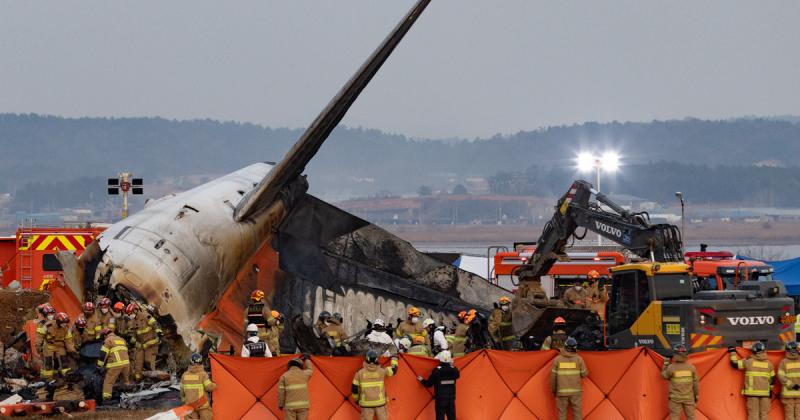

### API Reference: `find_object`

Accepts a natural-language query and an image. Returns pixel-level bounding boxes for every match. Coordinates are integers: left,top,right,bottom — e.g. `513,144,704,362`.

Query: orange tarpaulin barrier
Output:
210,348,793,420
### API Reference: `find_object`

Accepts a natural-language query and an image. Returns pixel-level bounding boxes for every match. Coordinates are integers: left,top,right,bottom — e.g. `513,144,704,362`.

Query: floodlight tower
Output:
577,151,621,245
107,173,143,219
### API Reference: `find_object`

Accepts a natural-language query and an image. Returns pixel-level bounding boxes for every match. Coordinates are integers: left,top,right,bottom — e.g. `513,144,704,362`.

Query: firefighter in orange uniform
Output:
661,343,699,420
551,337,589,420
730,342,775,420
35,304,56,369
447,310,472,357
42,312,77,379
97,328,130,402
352,350,399,420
181,353,217,420
127,302,162,380
278,354,313,420
244,289,276,340
779,341,800,420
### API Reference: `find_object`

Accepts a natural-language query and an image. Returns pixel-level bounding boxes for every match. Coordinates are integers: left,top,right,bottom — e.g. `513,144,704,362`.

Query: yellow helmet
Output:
271,310,281,319
465,309,477,324
407,307,422,317
499,296,511,305
413,335,426,345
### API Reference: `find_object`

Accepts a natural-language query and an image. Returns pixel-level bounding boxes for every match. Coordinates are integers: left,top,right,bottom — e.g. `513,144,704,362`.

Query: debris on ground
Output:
0,289,48,339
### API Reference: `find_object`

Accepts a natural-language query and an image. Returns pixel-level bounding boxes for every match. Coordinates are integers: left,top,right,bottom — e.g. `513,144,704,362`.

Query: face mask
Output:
101,308,109,314
129,314,136,320
575,286,582,291
47,315,55,321
411,317,419,324
500,305,509,311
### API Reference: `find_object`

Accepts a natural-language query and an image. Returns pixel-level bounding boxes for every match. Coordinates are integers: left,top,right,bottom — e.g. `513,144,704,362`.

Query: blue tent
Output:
765,257,800,296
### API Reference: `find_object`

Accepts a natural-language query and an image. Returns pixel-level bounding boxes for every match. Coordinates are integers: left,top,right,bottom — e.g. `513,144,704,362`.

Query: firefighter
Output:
408,335,432,357
42,312,77,379
271,310,286,356
779,341,800,420
97,328,130,403
72,316,88,351
431,323,449,357
181,353,217,420
661,343,699,420
242,323,272,357
366,319,394,357
446,311,471,357
322,311,348,351
352,350,399,420
35,304,56,367
418,350,459,420
93,298,115,338
562,282,590,309
551,337,589,420
315,311,332,333
127,302,162,380
277,354,313,420
488,297,515,350
730,342,775,420
396,307,426,344
541,317,569,351
244,289,276,340
111,302,130,340
586,270,609,320
81,302,100,340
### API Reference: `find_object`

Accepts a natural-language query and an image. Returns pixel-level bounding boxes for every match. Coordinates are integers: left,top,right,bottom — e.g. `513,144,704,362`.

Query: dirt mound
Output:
0,289,49,343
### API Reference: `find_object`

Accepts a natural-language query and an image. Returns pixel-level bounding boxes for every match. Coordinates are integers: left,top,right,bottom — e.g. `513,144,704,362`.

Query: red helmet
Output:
251,289,265,302
99,328,112,337
98,297,111,308
587,270,600,279
113,302,125,312
83,302,95,314
554,317,567,325
125,302,139,316
42,305,56,316
55,312,70,324
457,311,467,321
75,316,87,329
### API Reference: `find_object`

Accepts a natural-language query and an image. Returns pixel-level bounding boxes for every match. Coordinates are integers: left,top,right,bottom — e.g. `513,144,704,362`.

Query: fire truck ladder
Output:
18,219,35,289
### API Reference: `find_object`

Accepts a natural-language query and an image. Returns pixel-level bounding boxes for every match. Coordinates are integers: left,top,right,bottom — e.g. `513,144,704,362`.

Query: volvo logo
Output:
594,221,622,238
727,316,775,326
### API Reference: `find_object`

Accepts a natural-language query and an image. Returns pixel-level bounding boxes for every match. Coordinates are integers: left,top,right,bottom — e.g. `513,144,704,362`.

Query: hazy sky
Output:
2,1,798,138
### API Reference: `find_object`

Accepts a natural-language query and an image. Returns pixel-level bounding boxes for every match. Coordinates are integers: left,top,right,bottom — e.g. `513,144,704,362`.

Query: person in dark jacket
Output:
417,350,459,420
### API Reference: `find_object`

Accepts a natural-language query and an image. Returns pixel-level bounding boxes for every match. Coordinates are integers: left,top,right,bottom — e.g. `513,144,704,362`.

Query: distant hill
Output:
1,114,800,209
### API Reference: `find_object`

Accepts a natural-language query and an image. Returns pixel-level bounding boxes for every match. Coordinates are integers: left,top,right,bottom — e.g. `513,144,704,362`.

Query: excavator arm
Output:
517,180,683,280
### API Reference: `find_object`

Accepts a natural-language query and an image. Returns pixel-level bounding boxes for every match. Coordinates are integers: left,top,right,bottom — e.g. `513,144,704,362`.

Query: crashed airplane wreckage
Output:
57,0,505,359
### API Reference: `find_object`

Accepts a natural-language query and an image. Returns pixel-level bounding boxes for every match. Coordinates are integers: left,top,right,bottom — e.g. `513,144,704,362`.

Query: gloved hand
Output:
416,376,423,382
793,384,800,391
727,346,736,353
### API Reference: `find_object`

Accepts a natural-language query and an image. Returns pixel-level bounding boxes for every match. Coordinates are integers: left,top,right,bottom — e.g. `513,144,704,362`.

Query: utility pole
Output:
108,173,143,220
675,192,685,240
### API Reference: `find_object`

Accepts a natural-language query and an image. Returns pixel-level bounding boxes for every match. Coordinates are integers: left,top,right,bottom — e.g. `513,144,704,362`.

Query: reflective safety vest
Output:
396,320,426,343
731,353,774,397
44,322,74,354
779,356,800,398
131,313,162,349
352,359,398,408
551,353,588,396
447,324,469,357
181,365,216,409
245,341,268,357
408,344,431,357
97,334,129,369
278,364,312,410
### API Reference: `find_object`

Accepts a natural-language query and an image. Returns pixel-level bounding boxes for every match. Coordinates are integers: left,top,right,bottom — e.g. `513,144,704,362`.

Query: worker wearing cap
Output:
541,317,569,351
242,323,272,357
244,289,276,340
661,343,699,420
562,282,590,309
551,337,589,420
97,328,130,402
42,312,78,379
489,297,515,350
418,350,459,420
352,350,399,420
181,353,216,420
730,342,775,420
127,302,162,380
408,335,432,357
278,354,313,420
586,270,609,320
779,341,800,420
396,307,427,345
447,311,472,357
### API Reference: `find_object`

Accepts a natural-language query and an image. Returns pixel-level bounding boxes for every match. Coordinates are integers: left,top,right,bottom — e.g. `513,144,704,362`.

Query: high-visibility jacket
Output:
447,323,469,357
541,331,568,351
661,354,699,403
488,309,514,343
395,320,426,344
130,311,162,350
322,320,348,347
551,350,589,396
43,321,75,357
779,354,800,398
244,302,276,331
97,333,129,369
89,311,115,339
352,358,398,408
731,352,774,397
278,360,313,410
35,320,47,354
408,344,432,357
181,364,216,409
563,286,590,309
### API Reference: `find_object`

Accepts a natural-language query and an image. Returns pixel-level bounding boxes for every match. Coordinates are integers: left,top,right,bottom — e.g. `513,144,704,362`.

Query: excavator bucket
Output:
512,300,601,350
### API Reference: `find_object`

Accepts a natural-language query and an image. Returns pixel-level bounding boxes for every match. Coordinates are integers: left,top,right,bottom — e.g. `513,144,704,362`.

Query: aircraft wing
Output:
233,0,431,222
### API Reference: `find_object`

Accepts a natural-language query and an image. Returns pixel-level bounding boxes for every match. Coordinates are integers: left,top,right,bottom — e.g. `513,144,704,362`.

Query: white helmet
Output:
373,318,385,327
399,337,411,350
422,318,435,328
435,350,453,363
246,323,259,333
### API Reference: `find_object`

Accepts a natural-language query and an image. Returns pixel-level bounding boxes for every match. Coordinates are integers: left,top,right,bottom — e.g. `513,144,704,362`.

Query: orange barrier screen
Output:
210,348,791,419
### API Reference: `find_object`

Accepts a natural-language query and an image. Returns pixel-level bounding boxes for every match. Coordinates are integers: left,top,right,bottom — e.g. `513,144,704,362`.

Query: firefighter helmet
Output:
422,318,435,329
246,324,259,335
751,341,766,353
98,297,111,308
288,358,304,369
588,270,600,279
436,350,453,363
99,328,112,337
565,337,578,352
465,309,477,324
82,302,95,314
75,316,87,329
407,307,421,317
366,349,380,365
373,318,385,328
787,341,799,353
554,317,567,325
271,310,283,322
318,311,331,321
457,311,467,321
41,304,56,316
498,296,511,305
333,312,343,323
673,343,688,355
191,353,203,364
55,312,69,325
413,335,426,345
125,302,139,315
113,302,125,312
250,289,265,302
